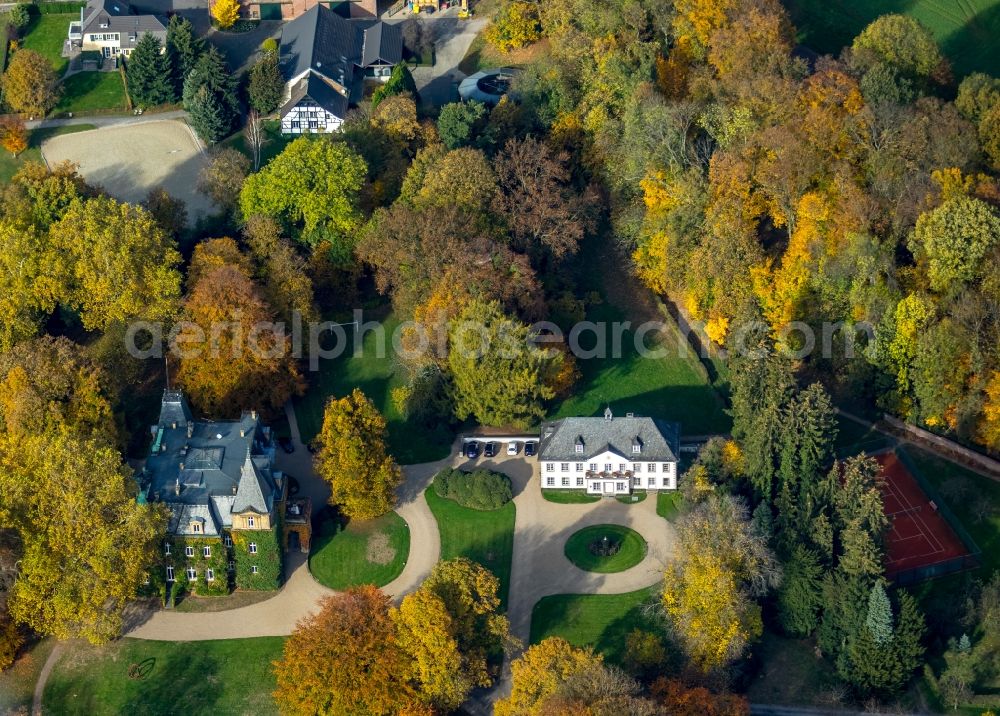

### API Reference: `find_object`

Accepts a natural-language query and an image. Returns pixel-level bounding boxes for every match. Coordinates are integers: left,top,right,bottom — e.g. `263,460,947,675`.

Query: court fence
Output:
890,448,982,586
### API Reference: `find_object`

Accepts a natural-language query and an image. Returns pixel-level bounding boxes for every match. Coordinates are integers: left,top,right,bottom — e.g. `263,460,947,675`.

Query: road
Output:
410,17,488,106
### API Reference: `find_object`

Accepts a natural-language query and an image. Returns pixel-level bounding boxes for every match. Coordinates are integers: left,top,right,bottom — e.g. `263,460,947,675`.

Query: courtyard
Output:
40,120,217,220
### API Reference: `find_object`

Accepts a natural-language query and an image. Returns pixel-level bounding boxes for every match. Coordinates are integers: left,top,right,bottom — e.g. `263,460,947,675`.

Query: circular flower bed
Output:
563,524,647,573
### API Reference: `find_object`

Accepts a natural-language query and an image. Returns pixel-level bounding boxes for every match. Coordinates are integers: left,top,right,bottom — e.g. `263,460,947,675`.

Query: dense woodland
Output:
2,0,1000,710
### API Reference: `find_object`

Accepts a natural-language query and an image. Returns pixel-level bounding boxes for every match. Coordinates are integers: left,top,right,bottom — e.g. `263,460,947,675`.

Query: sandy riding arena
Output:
41,119,216,220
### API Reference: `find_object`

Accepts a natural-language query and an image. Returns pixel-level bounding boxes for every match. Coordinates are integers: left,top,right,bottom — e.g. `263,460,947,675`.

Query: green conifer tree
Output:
126,34,175,107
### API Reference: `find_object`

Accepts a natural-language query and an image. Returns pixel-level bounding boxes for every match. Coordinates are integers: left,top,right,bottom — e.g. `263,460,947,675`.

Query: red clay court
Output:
876,452,971,579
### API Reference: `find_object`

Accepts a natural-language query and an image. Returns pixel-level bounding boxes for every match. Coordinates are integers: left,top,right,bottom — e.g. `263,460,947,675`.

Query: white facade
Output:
540,450,677,495
279,101,344,135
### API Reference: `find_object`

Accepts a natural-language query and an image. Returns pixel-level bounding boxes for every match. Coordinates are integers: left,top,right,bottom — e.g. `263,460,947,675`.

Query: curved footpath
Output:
127,405,675,642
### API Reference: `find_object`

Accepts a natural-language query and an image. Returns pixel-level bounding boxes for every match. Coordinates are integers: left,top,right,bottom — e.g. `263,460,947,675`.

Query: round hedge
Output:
432,467,512,511
564,524,647,573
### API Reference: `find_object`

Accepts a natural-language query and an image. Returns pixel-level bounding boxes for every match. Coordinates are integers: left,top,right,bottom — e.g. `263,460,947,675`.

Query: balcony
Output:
68,22,82,41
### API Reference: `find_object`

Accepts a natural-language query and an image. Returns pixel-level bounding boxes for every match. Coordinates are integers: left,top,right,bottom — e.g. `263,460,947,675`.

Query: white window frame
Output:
648,476,655,486
251,565,259,574
224,535,232,547
648,463,657,472
546,476,555,486
561,476,570,486
576,477,584,487
561,463,569,472
203,546,211,558
206,568,215,582
247,515,255,528
634,463,642,473
575,463,584,472
575,443,583,453
546,463,554,472
164,542,171,555
186,567,197,581
166,565,174,581
185,546,194,557
249,542,258,554
588,463,597,472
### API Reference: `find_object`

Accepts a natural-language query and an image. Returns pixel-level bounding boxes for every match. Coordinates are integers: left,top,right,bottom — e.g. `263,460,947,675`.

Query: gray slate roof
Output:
361,22,402,67
279,5,400,118
538,411,680,462
142,391,280,538
80,0,167,49
279,74,348,120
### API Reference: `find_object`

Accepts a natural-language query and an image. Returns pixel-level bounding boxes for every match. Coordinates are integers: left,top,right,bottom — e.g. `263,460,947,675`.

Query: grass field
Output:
656,491,683,520
221,120,293,169
425,488,515,607
529,586,662,665
55,71,128,114
783,0,1000,77
292,312,454,464
0,638,55,714
541,489,601,504
0,124,96,184
309,511,410,589
564,524,647,573
43,637,283,715
20,13,73,76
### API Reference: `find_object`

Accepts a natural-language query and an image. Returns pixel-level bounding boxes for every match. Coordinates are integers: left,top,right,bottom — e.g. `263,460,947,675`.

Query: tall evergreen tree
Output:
865,581,894,646
728,323,796,503
777,545,824,637
126,33,175,107
165,15,205,96
182,47,239,143
185,84,228,144
247,50,284,114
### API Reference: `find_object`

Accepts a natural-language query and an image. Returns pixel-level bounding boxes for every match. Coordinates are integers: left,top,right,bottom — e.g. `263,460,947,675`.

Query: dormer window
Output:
191,521,201,533
631,438,642,454
574,436,584,453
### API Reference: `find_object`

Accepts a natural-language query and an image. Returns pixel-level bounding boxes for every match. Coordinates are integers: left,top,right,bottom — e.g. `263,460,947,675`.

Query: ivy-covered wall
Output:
231,525,282,590
164,535,231,596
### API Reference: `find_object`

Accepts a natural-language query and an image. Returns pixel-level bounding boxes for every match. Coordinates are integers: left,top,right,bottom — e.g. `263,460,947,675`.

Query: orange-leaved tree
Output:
0,116,28,158
272,586,425,716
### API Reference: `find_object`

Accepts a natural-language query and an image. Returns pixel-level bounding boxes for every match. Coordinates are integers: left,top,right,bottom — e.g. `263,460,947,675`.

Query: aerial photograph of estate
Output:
2,0,1000,713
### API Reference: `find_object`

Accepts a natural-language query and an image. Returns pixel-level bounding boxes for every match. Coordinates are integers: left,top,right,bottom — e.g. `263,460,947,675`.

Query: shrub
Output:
432,467,512,510
8,4,30,31
261,37,278,54
371,63,417,109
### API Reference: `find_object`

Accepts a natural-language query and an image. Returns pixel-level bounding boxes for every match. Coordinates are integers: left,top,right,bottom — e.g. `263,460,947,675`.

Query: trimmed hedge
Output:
432,467,512,511
232,525,283,590
35,2,87,14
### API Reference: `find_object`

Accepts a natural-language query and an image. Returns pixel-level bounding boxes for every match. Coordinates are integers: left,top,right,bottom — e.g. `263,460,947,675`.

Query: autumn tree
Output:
1,49,60,117
909,196,1000,293
272,586,423,716
211,0,240,29
0,115,27,158
437,100,488,149
1,160,93,230
243,215,319,323
126,33,175,107
0,219,55,350
172,250,303,416
48,196,182,329
851,14,944,80
197,147,250,211
144,187,188,239
649,678,750,716
485,1,541,52
448,299,560,428
662,494,780,672
314,389,403,520
495,637,604,716
240,137,367,254
494,137,593,263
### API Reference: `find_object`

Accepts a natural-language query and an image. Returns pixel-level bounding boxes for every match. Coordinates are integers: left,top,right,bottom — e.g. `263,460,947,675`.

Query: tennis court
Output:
877,452,970,579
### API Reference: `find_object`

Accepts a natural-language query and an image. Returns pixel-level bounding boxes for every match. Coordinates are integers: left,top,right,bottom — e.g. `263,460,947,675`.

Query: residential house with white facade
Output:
68,0,166,62
278,4,402,134
538,409,680,496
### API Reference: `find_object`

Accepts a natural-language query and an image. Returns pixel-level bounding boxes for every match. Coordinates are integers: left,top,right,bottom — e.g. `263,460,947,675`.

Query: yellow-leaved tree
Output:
211,0,240,29
314,388,403,520
662,494,780,672
495,637,603,716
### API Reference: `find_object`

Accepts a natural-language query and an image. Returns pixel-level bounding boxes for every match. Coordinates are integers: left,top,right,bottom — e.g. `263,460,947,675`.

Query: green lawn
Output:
309,511,410,589
541,489,601,504
0,637,55,714
56,71,127,114
292,312,453,465
425,488,515,608
20,13,74,76
564,524,647,573
783,0,1000,77
0,124,96,185
43,637,284,715
656,491,683,520
529,586,662,666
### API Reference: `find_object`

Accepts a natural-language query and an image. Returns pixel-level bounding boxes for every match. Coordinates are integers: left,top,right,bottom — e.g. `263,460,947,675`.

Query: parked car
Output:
506,442,519,456
524,441,537,457
484,441,499,458
278,436,295,454
465,441,481,459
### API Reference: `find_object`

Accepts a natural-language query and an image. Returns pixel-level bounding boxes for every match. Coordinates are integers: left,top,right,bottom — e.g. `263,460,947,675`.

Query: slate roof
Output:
166,502,222,536
538,410,680,463
279,74,348,120
361,22,402,66
141,391,280,538
80,0,167,49
280,5,360,88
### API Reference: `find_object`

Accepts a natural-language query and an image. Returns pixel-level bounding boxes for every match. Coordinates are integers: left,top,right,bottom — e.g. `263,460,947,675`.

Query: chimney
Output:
187,423,194,438
251,409,257,420
179,462,185,472
604,406,613,421
240,429,246,438
174,477,181,496
171,421,177,429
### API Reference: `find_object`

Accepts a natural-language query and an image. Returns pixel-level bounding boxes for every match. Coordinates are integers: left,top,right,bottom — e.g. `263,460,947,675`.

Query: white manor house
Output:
538,409,680,496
